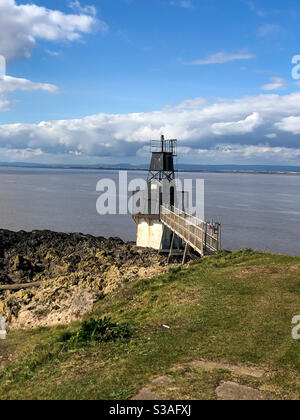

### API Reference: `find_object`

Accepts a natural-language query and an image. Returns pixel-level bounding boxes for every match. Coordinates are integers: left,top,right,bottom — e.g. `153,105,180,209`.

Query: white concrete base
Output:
136,217,182,250
136,218,163,249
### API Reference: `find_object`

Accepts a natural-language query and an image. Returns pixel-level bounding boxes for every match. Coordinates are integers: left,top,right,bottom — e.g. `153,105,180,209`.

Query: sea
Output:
0,167,300,256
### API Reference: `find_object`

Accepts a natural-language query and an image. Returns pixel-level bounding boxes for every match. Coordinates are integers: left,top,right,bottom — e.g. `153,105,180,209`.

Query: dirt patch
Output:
241,266,279,275
133,361,268,401
215,381,267,400
0,341,14,370
131,387,164,400
151,376,173,386
188,360,266,378
286,264,300,272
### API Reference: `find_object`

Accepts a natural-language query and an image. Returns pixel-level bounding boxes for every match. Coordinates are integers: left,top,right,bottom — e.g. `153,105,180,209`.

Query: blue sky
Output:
1,0,300,165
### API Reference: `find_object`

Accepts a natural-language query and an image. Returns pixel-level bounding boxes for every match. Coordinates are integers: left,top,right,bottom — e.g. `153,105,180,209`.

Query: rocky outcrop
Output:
0,230,169,329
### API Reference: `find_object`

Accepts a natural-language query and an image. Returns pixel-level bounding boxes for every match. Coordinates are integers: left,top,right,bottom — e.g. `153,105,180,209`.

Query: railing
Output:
160,206,221,256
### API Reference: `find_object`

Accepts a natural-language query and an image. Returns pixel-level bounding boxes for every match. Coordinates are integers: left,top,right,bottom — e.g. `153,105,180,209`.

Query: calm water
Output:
0,167,300,255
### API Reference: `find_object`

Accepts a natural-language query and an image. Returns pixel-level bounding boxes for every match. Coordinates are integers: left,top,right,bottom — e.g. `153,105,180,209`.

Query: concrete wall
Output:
136,218,163,249
136,217,182,250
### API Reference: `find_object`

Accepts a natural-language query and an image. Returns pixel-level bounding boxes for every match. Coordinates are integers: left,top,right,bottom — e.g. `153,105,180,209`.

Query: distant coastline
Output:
0,162,300,175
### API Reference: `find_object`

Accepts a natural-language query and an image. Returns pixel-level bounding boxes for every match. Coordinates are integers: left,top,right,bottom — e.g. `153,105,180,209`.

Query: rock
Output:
12,255,31,272
11,288,99,329
215,381,267,400
189,360,265,378
0,230,170,329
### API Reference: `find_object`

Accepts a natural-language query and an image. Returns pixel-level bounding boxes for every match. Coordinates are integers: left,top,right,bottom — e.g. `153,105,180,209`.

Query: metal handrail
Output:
160,205,221,255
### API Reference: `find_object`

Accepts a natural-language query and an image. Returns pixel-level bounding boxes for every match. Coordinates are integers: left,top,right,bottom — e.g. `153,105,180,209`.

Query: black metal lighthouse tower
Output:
148,135,177,182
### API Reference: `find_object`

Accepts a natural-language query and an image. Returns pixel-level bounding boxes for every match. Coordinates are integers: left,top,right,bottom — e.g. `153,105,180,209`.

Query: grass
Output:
0,249,299,400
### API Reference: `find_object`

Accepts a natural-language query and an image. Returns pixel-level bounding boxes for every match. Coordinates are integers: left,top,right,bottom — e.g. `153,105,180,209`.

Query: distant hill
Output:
0,162,300,173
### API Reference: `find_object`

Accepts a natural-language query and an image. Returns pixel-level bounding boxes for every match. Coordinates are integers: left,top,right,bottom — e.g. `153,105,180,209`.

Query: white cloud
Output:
260,77,286,91
247,1,265,17
179,1,194,8
186,51,255,65
0,75,59,110
0,76,59,94
69,0,97,16
212,112,262,135
164,97,206,110
169,0,194,7
196,144,300,161
258,24,285,38
1,92,300,163
0,147,44,160
0,96,10,111
45,49,61,57
0,0,105,60
276,116,300,135
0,1,103,111
265,133,277,139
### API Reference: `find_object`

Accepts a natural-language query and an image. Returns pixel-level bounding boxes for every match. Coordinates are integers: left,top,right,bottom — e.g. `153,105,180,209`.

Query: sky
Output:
1,0,300,165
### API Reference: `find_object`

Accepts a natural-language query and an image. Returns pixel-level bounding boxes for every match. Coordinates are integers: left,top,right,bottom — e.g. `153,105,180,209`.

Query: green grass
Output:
0,249,300,400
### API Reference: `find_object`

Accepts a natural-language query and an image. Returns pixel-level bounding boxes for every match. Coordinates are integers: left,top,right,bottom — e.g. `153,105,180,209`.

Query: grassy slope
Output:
0,249,299,400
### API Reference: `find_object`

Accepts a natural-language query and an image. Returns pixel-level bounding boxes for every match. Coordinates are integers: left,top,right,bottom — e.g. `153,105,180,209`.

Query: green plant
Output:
58,331,73,343
2,250,300,400
60,317,132,346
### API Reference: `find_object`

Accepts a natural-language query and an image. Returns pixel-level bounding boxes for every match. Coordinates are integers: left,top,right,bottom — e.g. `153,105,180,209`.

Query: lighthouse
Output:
133,135,188,250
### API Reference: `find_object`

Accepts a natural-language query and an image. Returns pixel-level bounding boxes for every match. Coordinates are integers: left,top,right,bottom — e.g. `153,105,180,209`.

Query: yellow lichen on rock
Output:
0,230,170,329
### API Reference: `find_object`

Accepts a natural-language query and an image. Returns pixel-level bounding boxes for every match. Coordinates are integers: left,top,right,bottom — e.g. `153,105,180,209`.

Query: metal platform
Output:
160,206,221,261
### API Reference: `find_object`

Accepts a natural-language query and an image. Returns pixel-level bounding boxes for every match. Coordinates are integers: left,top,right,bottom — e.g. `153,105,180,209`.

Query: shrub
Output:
59,317,132,346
